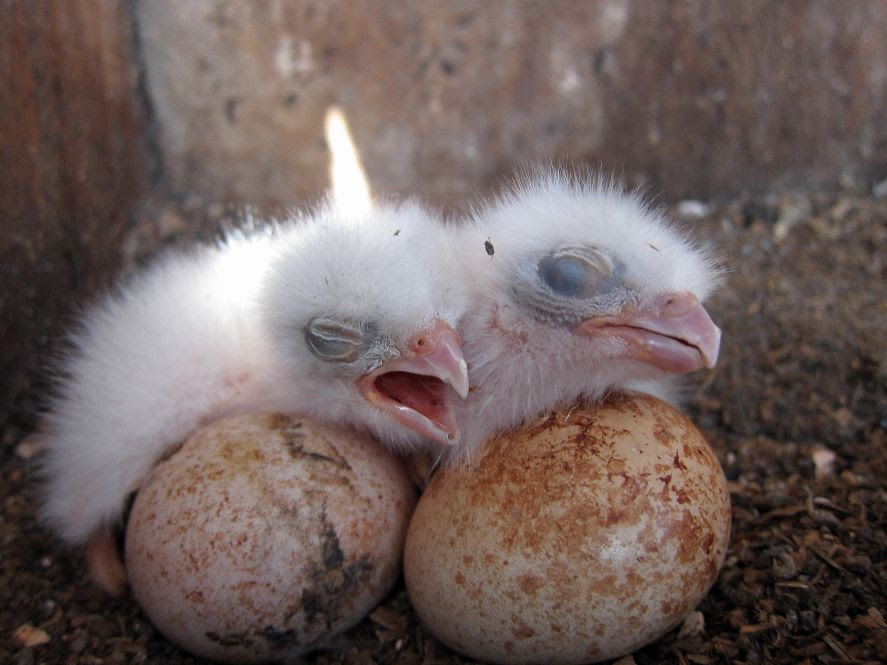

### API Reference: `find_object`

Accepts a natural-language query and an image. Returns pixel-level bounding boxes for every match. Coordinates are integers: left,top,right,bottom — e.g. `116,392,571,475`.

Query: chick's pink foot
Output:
86,526,127,596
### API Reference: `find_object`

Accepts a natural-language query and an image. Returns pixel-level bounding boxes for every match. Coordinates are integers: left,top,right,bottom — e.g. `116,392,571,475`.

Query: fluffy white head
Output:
260,199,468,451
444,170,722,464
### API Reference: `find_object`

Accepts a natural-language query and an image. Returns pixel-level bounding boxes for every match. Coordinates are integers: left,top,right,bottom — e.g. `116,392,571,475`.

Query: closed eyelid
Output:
304,317,367,362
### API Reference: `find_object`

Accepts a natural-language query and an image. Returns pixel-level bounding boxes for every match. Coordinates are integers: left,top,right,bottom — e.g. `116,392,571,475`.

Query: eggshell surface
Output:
126,412,416,663
404,392,731,664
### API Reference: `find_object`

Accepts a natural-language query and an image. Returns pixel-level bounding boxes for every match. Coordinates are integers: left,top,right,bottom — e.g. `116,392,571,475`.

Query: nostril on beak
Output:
659,292,698,316
413,336,429,354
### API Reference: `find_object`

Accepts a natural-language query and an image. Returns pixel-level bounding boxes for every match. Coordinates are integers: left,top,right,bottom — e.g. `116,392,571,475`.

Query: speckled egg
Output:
404,392,731,664
126,412,416,663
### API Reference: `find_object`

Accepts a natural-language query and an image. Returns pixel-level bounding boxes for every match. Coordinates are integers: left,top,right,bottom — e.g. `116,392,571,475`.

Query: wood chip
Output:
855,608,887,630
822,632,851,659
13,623,50,647
812,496,851,513
755,503,806,523
676,611,706,639
791,642,828,657
369,606,408,632
685,655,711,665
612,656,637,665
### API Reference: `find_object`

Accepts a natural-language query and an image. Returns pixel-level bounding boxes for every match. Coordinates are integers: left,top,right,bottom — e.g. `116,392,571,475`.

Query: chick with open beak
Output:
358,321,468,446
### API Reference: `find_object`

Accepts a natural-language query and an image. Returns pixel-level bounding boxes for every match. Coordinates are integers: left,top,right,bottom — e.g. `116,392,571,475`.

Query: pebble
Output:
676,199,712,219
773,195,812,242
811,447,837,478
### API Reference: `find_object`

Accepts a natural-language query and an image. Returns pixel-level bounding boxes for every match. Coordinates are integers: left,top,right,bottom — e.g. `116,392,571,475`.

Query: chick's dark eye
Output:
537,246,614,299
305,317,367,362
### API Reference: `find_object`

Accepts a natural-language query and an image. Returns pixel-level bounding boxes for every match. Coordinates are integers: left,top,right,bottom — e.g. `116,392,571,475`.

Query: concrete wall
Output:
136,0,887,209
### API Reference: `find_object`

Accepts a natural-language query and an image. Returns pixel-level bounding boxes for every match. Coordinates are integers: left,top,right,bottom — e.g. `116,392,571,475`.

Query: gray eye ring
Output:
304,317,366,362
537,246,614,298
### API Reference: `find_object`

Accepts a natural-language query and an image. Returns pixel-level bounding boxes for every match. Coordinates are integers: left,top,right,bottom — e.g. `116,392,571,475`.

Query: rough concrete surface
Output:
136,0,887,209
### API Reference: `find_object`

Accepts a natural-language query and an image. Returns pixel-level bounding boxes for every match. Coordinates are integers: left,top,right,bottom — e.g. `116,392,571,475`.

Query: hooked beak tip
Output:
579,292,722,374
411,321,470,400
703,326,722,368
453,358,470,399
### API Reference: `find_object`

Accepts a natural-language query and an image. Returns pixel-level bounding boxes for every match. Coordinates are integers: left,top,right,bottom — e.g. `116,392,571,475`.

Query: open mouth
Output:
356,322,468,446
363,370,460,445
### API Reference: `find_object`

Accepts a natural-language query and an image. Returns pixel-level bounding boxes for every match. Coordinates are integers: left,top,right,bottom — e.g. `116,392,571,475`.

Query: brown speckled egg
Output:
126,412,416,663
404,392,730,664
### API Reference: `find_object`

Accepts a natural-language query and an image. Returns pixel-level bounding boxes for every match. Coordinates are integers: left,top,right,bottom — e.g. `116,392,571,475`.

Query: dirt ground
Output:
1,186,885,664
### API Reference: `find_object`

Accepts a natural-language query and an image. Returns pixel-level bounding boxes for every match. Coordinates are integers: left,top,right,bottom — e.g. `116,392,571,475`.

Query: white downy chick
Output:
39,198,468,590
441,170,722,466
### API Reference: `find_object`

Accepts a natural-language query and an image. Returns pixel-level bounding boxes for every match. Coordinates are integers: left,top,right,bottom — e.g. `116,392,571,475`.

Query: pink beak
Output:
357,321,469,445
577,292,721,374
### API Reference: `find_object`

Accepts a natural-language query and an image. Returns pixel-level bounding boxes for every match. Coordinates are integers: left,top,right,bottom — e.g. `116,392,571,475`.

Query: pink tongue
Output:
375,372,447,421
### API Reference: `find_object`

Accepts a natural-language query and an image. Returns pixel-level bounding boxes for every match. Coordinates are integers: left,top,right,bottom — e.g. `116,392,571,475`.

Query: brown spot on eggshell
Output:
404,392,731,665
673,452,688,470
126,413,415,663
512,619,535,639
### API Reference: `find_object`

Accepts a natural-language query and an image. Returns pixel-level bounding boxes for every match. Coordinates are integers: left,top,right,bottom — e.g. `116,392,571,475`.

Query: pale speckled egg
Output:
404,392,731,664
125,412,416,664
